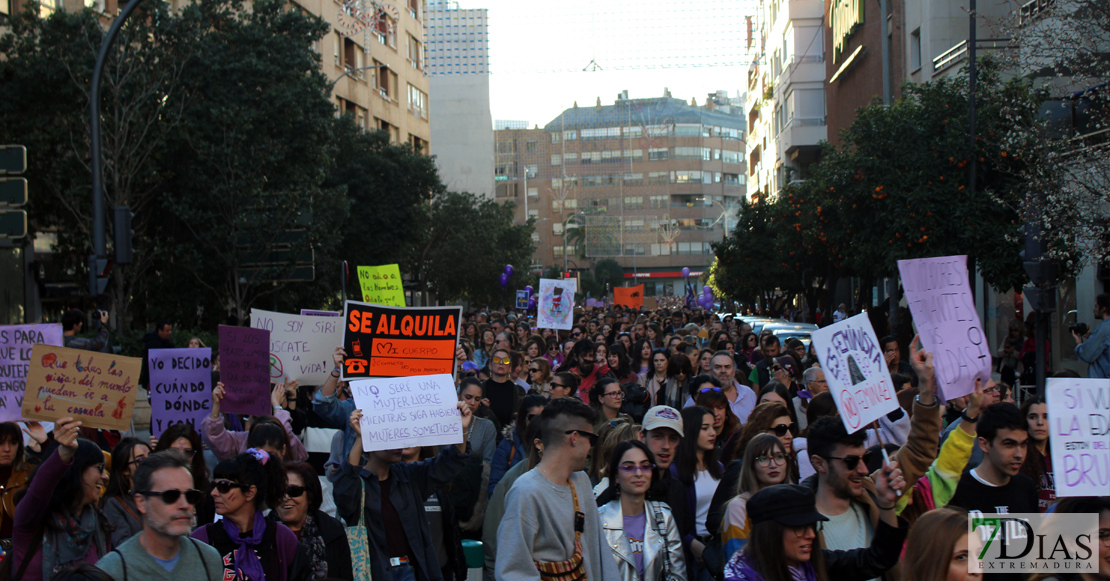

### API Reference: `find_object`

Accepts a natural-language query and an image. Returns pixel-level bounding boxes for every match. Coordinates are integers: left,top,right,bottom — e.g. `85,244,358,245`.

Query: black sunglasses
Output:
286,485,307,499
770,423,798,437
824,451,873,470
138,488,204,505
210,480,250,494
565,429,599,445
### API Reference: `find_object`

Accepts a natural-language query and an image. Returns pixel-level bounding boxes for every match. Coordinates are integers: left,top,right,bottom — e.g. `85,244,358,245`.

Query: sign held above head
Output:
342,301,461,381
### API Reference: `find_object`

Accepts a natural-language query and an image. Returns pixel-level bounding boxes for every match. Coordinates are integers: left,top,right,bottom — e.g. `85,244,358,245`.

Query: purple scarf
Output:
222,511,267,581
723,550,819,581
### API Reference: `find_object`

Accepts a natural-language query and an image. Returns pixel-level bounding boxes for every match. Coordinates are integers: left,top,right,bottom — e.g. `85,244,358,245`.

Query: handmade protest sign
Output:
149,348,212,436
515,290,528,309
300,309,340,317
898,255,990,401
341,302,461,381
218,325,271,416
537,278,576,330
810,313,899,433
21,345,141,430
250,308,343,385
1046,377,1109,497
0,324,63,421
614,285,644,309
357,264,405,306
350,373,463,452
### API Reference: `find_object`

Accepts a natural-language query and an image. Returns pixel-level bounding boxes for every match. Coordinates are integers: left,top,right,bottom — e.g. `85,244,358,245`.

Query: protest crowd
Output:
0,298,1107,581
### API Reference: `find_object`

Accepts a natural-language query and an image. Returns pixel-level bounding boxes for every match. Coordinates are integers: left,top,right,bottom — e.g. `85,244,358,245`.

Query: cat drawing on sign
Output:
847,355,867,385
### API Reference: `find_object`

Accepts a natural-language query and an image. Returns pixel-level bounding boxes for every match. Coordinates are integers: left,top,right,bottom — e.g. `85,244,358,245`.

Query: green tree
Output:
594,258,623,291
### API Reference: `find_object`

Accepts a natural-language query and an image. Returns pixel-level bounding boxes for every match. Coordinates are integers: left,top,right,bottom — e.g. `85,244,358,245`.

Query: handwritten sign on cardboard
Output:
21,344,141,430
357,264,405,307
149,348,213,436
218,325,271,416
341,302,461,381
538,278,576,330
898,255,990,401
250,308,343,385
351,374,462,452
1046,378,1110,497
810,313,899,433
0,324,63,421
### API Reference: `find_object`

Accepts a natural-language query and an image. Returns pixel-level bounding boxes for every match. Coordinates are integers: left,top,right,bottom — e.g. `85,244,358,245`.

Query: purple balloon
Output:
527,296,537,309
681,267,691,278
525,285,534,295
499,273,509,287
504,264,514,277
702,285,712,295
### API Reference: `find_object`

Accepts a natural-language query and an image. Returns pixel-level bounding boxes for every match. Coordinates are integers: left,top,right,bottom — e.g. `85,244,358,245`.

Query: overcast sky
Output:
471,0,755,126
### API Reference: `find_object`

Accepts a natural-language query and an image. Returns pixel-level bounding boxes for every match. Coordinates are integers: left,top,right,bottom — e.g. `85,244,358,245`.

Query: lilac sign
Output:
1046,378,1109,497
0,324,63,421
149,348,212,436
898,255,990,400
218,325,271,416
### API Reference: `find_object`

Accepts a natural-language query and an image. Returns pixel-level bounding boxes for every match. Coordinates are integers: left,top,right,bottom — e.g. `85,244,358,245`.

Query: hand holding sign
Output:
874,457,905,509
350,374,465,452
908,335,937,406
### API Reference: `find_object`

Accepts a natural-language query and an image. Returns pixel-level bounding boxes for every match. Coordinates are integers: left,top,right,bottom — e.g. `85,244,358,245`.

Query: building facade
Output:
425,1,494,197
494,91,746,296
744,0,827,200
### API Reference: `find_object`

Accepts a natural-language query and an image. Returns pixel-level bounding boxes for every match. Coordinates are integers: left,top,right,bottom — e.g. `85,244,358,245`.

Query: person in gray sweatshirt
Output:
495,397,621,581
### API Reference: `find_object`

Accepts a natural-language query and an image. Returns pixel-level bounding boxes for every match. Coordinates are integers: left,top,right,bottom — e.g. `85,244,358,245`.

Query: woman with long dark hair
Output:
153,421,214,525
527,357,553,396
270,461,352,580
100,437,151,546
598,440,687,581
692,377,739,453
606,343,639,385
673,406,723,580
589,378,628,428
1019,395,1055,511
0,421,33,540
642,348,682,410
722,483,907,581
11,418,111,581
474,327,496,369
191,449,300,581
631,338,655,377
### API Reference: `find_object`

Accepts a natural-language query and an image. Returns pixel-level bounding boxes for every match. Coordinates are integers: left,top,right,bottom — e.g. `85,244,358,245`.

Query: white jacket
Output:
598,499,687,581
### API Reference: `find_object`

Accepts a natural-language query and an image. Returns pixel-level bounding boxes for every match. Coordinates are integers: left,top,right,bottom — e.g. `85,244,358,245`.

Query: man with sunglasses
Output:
496,397,620,581
96,451,223,580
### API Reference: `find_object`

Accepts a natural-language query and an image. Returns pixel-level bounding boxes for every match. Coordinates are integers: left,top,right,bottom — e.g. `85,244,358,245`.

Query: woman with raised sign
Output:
203,381,308,462
10,418,112,581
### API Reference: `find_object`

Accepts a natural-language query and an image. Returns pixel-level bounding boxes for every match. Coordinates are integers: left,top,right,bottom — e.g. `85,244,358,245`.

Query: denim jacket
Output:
1075,318,1110,378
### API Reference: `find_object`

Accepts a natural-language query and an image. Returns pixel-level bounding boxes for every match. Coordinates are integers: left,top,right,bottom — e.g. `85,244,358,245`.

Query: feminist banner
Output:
898,255,990,400
538,278,576,330
1046,378,1109,497
149,348,212,436
218,325,271,416
250,308,343,385
0,324,63,421
810,313,899,433
614,285,644,309
350,373,463,452
341,302,461,381
21,345,141,430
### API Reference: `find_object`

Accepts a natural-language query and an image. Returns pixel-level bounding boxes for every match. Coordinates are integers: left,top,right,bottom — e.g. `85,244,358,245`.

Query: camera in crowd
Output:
1069,322,1089,336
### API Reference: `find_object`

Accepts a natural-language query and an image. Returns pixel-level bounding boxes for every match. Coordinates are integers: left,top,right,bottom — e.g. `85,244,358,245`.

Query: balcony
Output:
781,117,826,156
785,0,824,22
779,55,825,91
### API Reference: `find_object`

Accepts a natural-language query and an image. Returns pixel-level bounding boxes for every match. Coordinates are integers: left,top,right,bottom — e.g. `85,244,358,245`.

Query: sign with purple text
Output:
251,308,343,385
810,313,899,433
218,325,271,416
149,348,212,436
21,345,141,430
0,324,63,421
1046,378,1109,497
350,373,462,452
898,255,990,400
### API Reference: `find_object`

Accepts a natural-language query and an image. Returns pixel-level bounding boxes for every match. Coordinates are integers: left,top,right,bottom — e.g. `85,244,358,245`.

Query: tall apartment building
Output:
494,91,747,297
425,1,494,197
743,0,827,200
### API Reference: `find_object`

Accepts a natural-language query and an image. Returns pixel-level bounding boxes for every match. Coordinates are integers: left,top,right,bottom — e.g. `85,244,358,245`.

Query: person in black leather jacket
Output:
722,483,908,581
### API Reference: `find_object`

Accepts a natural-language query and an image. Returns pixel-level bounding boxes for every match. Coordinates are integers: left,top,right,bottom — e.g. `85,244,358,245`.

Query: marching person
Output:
101,437,152,547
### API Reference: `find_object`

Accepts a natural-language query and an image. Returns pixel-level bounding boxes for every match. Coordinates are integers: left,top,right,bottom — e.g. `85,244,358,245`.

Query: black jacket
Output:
821,518,909,581
269,509,354,581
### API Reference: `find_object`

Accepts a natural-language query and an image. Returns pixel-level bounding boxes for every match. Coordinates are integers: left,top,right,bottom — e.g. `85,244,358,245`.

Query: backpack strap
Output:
188,537,211,580
649,501,671,581
111,549,128,581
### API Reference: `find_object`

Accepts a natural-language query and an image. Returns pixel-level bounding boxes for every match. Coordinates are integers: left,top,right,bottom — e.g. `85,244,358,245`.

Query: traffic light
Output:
89,256,110,297
0,145,27,239
113,205,132,265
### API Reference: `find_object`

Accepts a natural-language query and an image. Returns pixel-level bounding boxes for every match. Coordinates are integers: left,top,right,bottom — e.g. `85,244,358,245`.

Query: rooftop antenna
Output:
583,5,602,70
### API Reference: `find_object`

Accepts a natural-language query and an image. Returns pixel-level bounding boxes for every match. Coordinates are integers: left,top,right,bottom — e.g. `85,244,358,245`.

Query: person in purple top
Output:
190,449,304,581
11,417,112,581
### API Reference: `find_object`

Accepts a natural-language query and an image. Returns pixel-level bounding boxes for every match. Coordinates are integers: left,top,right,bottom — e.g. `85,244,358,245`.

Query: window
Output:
564,153,576,163
526,140,538,152
675,124,701,136
910,28,922,71
624,220,646,232
527,209,539,219
649,195,668,209
525,166,538,179
648,172,669,185
623,149,644,161
552,200,563,211
333,32,342,67
551,133,561,144
674,171,703,184
407,35,422,69
624,126,642,139
343,38,361,71
553,246,565,258
623,173,644,186
497,139,516,154
564,198,578,209
551,154,562,166
408,84,427,119
649,148,669,161
563,130,577,141
722,150,741,164
553,223,564,235
624,196,644,209
378,66,392,100
581,151,601,164
531,233,541,242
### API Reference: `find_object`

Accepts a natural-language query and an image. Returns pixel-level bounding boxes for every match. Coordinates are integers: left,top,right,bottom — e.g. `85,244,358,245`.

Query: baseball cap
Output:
747,484,830,527
642,405,683,435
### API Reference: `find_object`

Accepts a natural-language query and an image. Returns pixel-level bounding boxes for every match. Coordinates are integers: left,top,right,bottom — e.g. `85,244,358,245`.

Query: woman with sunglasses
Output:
153,421,215,525
550,372,579,400
674,406,724,581
542,336,564,368
101,437,151,547
192,448,299,581
598,440,687,581
720,435,792,557
526,357,553,396
692,377,740,454
11,418,111,581
270,461,352,580
757,382,799,428
721,482,908,581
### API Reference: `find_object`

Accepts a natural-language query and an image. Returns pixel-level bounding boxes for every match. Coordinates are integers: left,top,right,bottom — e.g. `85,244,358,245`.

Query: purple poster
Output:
0,324,64,421
218,325,271,416
149,348,212,436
